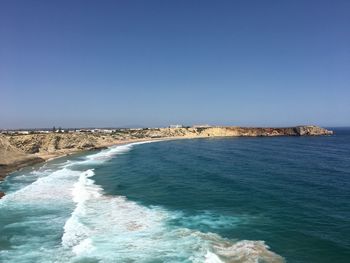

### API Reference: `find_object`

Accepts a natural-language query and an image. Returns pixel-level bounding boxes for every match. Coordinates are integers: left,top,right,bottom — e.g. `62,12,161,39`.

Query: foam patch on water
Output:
0,168,81,206
205,251,225,263
173,211,244,232
213,240,284,263
79,140,156,165
61,169,100,251
0,167,84,262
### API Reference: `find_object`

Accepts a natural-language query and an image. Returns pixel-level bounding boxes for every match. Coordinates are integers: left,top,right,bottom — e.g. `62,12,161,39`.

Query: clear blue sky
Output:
1,0,349,128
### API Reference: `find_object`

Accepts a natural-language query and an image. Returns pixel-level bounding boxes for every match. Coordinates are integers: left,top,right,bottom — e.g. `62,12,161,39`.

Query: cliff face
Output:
140,126,332,138
0,135,43,181
294,126,333,136
0,126,332,182
6,133,117,154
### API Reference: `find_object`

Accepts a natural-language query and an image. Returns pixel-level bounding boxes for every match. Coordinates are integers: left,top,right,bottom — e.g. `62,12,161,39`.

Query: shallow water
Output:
1,129,349,262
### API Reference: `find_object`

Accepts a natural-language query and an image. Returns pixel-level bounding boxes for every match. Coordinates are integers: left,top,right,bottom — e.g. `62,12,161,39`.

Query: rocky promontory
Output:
0,125,332,181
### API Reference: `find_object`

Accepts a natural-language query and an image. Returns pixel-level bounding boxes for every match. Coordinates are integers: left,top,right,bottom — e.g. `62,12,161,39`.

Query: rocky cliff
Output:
0,135,43,181
0,125,332,183
149,125,332,137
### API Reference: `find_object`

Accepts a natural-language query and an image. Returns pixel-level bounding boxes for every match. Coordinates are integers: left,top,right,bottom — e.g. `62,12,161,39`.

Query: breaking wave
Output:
0,141,284,263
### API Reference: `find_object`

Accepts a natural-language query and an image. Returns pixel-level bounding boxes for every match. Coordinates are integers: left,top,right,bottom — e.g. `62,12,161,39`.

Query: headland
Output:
0,125,332,185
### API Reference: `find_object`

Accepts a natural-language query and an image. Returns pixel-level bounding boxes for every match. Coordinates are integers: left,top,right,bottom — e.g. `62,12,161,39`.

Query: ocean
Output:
0,128,349,263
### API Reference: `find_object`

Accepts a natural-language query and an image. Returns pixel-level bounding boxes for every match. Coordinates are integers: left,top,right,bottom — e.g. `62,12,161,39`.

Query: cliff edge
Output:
0,125,332,183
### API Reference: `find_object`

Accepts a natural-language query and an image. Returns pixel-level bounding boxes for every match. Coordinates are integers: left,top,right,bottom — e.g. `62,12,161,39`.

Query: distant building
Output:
17,131,30,135
192,124,211,128
99,129,115,133
169,124,183,128
37,130,50,133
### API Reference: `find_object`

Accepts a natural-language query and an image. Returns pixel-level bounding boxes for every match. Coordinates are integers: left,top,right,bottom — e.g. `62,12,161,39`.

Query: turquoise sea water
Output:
0,128,349,262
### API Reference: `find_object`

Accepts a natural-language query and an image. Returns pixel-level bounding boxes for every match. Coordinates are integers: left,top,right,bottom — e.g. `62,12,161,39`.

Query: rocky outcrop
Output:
7,133,107,154
0,133,128,180
0,126,332,181
0,135,44,180
294,125,333,136
135,126,332,138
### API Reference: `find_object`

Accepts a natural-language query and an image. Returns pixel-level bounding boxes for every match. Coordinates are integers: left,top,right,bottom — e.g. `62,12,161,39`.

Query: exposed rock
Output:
0,135,45,180
295,125,333,136
0,126,332,182
0,191,4,199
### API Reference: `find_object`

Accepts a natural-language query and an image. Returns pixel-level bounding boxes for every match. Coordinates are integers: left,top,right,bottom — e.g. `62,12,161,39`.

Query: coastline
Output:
0,135,199,180
0,137,160,182
0,137,163,198
0,125,333,194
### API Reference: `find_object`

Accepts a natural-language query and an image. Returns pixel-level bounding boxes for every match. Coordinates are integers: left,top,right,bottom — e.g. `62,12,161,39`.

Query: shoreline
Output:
0,137,171,184
0,125,333,196
0,138,161,198
0,135,209,182
0,134,243,183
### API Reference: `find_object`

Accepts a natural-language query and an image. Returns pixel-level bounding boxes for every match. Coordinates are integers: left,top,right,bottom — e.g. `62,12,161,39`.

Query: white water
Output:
0,141,284,263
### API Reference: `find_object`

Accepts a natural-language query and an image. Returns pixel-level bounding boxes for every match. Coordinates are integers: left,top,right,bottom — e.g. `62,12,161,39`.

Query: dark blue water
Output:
1,128,349,262
94,128,350,262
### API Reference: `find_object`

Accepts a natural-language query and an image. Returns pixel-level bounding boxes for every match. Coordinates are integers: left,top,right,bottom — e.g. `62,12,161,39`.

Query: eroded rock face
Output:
0,125,332,181
2,126,333,157
295,126,333,136
0,192,5,199
6,133,107,154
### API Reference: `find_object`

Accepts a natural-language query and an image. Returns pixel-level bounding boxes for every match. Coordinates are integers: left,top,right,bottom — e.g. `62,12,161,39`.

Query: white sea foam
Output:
61,169,101,252
0,168,80,206
80,140,156,165
205,251,225,263
0,166,82,262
